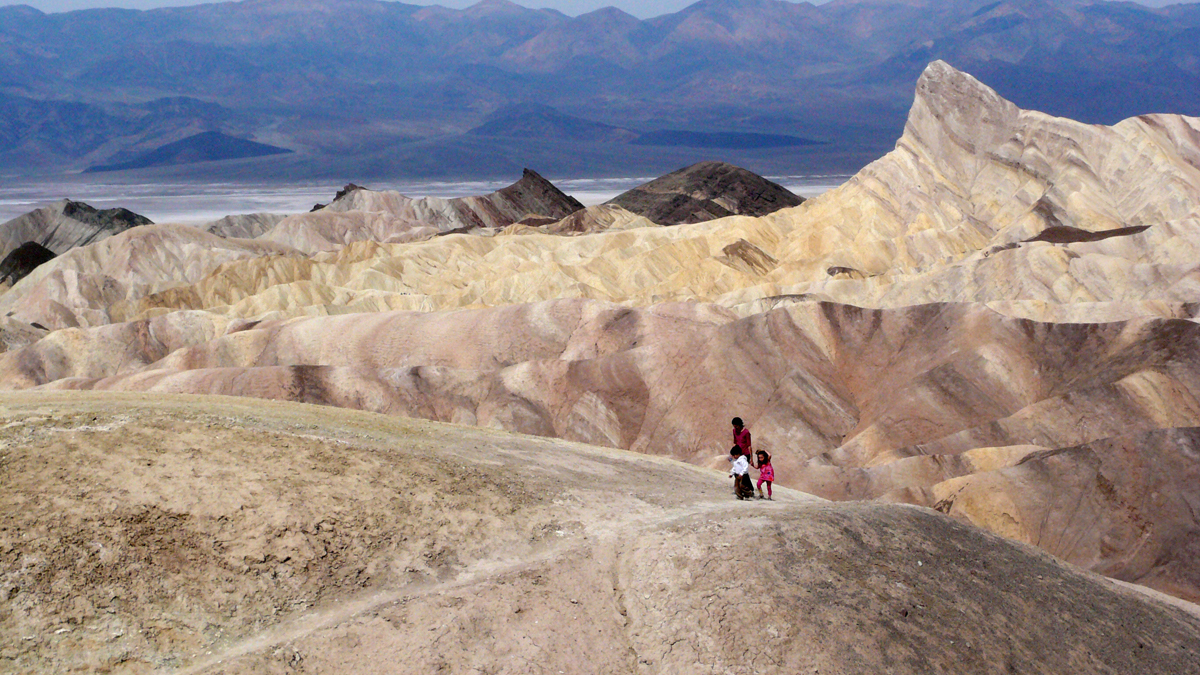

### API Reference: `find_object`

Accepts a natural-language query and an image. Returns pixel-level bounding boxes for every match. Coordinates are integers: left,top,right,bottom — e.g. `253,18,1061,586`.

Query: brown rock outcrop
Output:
259,168,584,253
606,160,804,225
0,241,55,285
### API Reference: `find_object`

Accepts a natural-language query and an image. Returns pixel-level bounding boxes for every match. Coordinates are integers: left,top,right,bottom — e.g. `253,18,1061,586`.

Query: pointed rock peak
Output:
914,60,1015,116
330,183,369,203
520,167,549,183
488,169,584,220
511,168,557,193
906,60,1020,149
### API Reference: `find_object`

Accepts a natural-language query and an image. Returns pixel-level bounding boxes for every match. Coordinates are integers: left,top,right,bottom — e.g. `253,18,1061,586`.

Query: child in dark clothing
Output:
729,446,755,500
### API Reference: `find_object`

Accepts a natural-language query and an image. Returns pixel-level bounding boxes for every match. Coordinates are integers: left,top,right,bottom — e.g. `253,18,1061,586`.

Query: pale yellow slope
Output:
111,63,1200,325
4,62,1200,333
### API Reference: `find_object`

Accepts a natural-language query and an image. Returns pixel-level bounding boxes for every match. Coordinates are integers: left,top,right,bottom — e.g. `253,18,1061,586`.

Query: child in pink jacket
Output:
756,450,774,500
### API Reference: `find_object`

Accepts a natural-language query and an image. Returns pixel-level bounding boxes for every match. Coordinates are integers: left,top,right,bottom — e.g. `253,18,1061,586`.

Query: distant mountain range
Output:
2,0,1199,180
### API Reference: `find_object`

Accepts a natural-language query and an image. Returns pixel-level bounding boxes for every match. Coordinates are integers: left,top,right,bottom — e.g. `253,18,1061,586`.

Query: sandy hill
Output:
2,61,1200,606
0,223,298,330
2,392,1198,674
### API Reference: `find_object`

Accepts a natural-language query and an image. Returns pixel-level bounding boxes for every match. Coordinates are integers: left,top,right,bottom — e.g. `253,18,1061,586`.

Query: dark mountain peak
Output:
86,131,292,173
235,0,387,15
61,201,153,231
638,160,775,191
312,182,368,211
824,0,933,7
518,167,553,186
493,168,584,219
0,200,152,261
0,241,55,286
330,183,369,204
679,0,813,17
468,103,637,143
606,161,803,225
686,0,788,9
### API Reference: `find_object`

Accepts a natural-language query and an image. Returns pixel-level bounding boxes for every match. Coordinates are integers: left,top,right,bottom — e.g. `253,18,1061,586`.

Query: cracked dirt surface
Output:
1,392,1199,674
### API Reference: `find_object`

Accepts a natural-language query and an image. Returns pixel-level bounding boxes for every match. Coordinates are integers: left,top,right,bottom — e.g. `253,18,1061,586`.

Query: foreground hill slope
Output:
2,392,1198,674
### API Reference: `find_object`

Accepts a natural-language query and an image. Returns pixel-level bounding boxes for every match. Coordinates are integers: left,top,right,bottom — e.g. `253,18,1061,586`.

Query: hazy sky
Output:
4,0,767,16
0,0,1188,17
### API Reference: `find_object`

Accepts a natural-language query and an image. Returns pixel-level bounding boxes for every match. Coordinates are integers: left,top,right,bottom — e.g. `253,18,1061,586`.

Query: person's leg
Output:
756,478,765,498
766,481,773,500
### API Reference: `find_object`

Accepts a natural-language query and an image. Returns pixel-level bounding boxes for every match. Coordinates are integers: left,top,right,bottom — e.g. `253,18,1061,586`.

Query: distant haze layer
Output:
5,0,1190,16
5,0,837,17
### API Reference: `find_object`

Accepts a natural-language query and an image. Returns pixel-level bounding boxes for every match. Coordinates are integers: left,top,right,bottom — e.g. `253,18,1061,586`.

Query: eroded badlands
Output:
3,60,1200,659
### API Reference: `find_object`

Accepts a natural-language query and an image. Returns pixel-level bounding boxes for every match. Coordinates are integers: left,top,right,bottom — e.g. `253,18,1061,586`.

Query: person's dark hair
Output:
730,446,741,456
757,450,770,464
732,417,743,427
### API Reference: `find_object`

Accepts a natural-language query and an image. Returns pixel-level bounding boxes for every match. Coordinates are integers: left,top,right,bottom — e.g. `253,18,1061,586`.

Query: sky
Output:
4,0,752,16
0,0,1187,17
